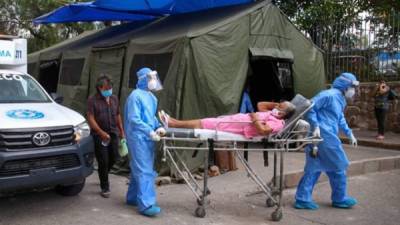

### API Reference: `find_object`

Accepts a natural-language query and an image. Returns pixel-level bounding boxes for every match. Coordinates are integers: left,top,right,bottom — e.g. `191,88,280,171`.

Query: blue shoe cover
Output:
332,197,357,208
141,205,161,217
294,200,319,210
128,200,159,208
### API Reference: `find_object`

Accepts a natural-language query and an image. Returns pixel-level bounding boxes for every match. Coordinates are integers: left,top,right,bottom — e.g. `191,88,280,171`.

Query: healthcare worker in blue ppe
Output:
124,67,166,217
294,72,359,210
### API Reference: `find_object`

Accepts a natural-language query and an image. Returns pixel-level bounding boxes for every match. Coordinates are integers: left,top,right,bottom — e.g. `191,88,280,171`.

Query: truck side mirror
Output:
50,92,64,104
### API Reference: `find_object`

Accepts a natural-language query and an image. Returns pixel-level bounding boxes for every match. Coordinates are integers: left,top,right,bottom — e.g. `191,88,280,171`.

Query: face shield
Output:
139,70,163,91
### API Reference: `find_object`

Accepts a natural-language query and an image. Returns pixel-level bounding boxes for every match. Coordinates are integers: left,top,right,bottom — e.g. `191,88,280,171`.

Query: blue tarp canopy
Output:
93,0,252,13
33,0,252,24
33,2,156,24
92,0,173,14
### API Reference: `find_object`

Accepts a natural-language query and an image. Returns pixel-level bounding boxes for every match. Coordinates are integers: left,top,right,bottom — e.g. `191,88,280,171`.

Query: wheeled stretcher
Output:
160,94,322,221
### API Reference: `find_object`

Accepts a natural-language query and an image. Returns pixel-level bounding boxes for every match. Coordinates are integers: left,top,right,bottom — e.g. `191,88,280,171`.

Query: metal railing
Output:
302,11,400,83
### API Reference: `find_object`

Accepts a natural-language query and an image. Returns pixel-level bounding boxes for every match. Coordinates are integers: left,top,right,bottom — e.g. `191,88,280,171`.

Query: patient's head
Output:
271,101,296,119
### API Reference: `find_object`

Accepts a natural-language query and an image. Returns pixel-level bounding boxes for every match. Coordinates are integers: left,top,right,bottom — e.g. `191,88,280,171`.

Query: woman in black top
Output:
371,80,398,140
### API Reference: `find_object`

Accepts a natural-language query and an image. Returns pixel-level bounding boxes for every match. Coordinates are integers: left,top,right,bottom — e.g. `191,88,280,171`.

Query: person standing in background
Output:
87,75,125,198
371,80,398,140
240,89,255,114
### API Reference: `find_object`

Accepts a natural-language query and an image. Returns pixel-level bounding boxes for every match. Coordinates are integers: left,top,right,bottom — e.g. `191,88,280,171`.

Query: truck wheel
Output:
55,180,85,196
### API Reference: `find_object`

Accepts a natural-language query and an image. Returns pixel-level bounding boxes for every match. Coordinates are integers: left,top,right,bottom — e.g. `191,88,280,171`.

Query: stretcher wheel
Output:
266,198,275,207
271,208,282,221
197,198,210,206
195,207,206,218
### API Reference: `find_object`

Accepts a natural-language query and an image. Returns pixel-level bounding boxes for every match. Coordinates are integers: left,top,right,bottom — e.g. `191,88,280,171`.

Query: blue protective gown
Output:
304,88,352,172
124,68,160,212
295,73,357,204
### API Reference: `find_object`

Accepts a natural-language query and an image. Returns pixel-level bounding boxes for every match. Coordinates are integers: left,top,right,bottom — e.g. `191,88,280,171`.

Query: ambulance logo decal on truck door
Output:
6,109,44,119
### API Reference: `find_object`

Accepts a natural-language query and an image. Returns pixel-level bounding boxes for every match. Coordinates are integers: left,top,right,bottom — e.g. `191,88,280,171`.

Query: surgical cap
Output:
332,72,359,91
136,67,152,90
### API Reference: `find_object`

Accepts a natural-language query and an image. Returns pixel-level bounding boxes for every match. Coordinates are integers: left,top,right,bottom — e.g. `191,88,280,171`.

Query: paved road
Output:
0,167,399,225
282,170,400,225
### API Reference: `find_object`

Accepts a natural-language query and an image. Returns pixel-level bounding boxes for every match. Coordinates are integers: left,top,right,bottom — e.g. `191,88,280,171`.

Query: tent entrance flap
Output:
248,59,283,105
248,54,295,106
39,59,60,94
249,47,294,62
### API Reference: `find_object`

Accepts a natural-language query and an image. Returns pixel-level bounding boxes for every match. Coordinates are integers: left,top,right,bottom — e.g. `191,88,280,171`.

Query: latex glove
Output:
312,126,321,138
155,127,166,136
349,133,358,147
149,131,161,142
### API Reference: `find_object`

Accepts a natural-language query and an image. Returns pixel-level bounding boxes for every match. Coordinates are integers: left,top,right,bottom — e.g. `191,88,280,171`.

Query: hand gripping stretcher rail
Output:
160,94,322,221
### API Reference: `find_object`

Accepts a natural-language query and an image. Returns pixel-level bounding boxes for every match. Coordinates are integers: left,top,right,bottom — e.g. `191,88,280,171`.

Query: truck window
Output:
0,73,51,103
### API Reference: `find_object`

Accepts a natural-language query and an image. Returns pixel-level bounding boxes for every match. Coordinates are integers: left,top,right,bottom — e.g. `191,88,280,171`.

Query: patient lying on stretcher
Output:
159,101,296,138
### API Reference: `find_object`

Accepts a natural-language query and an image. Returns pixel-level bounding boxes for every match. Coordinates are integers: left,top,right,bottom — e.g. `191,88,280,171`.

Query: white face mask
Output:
271,108,281,118
148,79,158,90
345,87,355,100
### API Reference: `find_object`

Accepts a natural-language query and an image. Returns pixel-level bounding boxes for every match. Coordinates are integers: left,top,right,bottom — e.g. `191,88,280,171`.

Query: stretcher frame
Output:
160,95,322,221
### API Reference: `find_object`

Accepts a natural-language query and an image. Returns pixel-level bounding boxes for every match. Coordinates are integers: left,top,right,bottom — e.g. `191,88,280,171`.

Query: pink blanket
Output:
200,112,284,138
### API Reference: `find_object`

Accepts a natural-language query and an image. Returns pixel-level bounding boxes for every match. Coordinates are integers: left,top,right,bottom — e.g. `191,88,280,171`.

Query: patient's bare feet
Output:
158,110,170,128
168,117,179,127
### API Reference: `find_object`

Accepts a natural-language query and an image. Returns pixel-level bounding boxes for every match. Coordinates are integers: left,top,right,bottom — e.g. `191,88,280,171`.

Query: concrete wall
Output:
345,81,400,133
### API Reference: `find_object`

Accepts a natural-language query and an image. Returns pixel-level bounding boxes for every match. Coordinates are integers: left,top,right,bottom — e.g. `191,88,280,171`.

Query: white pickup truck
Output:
0,35,94,196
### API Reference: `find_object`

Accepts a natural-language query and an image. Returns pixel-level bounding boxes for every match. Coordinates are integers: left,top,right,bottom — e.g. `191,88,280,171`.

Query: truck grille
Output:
0,126,75,151
0,154,80,177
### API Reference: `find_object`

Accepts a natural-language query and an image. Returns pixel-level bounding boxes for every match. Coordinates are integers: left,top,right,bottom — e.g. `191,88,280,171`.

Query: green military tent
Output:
28,0,325,174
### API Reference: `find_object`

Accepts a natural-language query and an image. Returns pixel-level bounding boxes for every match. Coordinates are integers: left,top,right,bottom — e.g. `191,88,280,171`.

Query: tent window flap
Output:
250,47,294,61
129,53,173,88
28,63,37,76
59,58,85,86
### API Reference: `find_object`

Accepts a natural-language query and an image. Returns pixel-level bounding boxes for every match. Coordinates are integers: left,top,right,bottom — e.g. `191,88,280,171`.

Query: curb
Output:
280,155,400,189
340,137,400,151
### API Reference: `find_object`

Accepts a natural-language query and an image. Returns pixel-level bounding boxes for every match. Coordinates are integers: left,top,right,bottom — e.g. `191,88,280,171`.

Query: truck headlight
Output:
74,121,91,142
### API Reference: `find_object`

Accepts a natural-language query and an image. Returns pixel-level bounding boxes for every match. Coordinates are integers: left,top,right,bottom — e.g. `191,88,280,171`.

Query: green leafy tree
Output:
274,0,370,51
274,0,400,50
0,0,99,53
367,1,400,50
274,0,400,81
